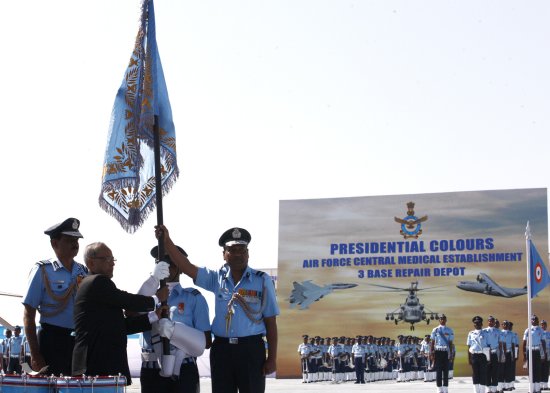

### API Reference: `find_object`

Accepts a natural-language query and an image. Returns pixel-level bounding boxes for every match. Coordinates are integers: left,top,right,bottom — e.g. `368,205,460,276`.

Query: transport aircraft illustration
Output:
369,281,441,331
456,273,527,298
289,280,357,310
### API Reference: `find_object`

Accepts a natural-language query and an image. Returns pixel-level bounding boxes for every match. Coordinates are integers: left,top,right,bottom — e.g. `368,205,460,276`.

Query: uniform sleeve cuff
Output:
148,311,159,324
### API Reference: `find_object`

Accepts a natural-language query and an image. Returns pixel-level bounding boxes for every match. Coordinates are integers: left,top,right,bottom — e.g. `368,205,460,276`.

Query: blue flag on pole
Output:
530,240,550,298
99,0,178,233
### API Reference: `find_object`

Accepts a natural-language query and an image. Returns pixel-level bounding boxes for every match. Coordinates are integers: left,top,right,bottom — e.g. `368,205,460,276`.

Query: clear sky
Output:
0,0,548,326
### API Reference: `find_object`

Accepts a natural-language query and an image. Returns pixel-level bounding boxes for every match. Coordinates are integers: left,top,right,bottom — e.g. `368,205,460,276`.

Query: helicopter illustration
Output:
368,281,441,331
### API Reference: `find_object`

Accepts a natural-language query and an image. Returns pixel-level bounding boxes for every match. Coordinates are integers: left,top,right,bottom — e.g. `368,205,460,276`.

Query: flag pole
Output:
154,114,170,354
525,222,534,393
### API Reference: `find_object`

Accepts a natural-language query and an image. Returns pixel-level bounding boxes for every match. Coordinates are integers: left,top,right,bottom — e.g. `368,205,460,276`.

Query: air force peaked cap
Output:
150,245,188,261
472,316,483,323
219,227,251,247
44,218,83,238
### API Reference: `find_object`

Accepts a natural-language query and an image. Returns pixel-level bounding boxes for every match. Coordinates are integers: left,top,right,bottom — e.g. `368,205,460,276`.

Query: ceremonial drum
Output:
0,375,55,393
55,376,127,393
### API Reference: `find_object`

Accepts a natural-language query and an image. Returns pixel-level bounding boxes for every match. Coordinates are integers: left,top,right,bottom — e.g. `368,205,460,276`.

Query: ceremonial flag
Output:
529,239,550,298
99,0,178,233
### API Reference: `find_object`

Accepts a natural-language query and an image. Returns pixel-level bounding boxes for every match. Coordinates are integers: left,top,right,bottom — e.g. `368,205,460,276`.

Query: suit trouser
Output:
471,353,488,386
39,323,74,376
211,335,265,393
434,350,449,387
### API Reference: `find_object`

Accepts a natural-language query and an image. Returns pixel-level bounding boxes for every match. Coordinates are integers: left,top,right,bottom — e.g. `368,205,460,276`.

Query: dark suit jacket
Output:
72,274,155,383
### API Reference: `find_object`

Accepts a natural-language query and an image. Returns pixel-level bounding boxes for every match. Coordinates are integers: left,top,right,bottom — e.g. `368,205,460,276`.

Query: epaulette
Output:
254,270,266,277
189,288,201,296
36,259,52,266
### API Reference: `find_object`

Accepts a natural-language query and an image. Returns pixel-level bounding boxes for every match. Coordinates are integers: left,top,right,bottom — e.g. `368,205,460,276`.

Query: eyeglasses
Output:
91,256,117,262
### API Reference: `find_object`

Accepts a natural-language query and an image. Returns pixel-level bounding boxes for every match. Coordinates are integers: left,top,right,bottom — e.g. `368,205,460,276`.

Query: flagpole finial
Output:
525,221,531,240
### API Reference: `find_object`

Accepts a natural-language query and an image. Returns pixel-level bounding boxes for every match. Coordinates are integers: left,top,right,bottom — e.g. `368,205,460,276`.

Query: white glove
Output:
152,261,170,282
159,354,176,378
158,318,175,339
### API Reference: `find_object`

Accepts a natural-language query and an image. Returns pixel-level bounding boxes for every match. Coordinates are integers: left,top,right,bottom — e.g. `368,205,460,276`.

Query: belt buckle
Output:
229,337,239,344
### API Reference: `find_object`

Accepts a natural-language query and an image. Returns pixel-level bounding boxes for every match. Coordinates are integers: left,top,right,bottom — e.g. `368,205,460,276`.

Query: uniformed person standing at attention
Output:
500,320,515,392
523,315,547,393
484,316,502,393
352,336,366,384
139,246,211,393
430,314,454,393
22,218,88,375
0,329,12,372
155,225,279,393
297,334,311,383
7,325,23,374
467,316,489,393
509,322,519,391
541,320,550,391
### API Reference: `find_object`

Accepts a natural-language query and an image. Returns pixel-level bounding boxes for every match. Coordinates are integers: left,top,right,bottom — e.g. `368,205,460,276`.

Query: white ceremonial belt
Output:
435,346,448,350
531,346,540,350
141,352,160,362
490,349,497,353
472,351,484,354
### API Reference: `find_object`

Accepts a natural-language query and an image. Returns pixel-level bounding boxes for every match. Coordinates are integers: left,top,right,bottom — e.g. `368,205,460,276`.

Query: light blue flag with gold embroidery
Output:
99,0,178,233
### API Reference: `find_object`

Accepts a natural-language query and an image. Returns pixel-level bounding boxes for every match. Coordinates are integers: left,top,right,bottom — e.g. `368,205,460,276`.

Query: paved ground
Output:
125,376,535,392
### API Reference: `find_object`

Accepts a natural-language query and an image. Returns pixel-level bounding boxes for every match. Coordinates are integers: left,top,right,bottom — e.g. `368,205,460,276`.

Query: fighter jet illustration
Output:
289,280,357,310
456,273,527,298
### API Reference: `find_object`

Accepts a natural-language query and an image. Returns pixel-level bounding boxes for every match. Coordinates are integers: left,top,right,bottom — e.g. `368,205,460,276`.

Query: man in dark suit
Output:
72,242,169,384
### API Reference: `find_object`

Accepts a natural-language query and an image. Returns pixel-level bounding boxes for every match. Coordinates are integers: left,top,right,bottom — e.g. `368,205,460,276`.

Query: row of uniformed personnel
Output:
0,326,28,374
467,314,550,393
297,333,442,384
21,217,279,393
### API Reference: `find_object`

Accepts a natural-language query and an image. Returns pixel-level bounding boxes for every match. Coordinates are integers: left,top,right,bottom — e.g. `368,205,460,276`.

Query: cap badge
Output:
72,220,79,230
232,228,241,239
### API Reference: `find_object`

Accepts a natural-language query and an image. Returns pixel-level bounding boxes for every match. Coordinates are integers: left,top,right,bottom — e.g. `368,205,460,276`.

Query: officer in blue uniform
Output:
430,314,454,393
352,336,366,384
467,316,489,393
523,315,547,393
139,245,211,393
541,320,550,391
22,218,88,375
7,326,23,374
500,320,515,392
155,225,279,393
297,334,311,383
484,315,502,393
0,329,12,372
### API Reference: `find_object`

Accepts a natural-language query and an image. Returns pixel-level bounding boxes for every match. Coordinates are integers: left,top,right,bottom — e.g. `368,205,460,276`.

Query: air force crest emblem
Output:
394,202,428,239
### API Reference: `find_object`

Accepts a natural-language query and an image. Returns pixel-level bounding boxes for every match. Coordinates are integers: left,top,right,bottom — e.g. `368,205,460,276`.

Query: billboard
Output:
276,188,549,378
